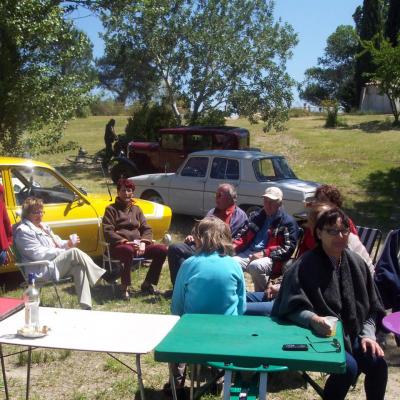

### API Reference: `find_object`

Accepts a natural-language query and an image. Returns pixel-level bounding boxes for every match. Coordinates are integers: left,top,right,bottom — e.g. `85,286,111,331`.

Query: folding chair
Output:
356,225,383,264
10,247,68,308
205,362,288,400
99,217,146,294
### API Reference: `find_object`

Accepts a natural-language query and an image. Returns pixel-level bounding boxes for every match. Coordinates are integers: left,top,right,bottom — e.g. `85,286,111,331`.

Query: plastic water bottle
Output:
24,273,40,331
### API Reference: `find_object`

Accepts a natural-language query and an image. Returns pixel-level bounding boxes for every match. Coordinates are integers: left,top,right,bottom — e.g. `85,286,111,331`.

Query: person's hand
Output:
249,251,264,261
361,337,385,357
136,241,146,256
310,315,332,337
67,235,80,248
184,235,195,244
264,283,280,300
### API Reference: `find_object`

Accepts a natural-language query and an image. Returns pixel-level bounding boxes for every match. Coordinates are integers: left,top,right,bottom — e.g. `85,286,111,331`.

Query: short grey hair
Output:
218,183,237,202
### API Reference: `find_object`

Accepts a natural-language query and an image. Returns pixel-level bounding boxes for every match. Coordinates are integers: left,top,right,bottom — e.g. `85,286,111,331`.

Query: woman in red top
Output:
299,185,358,256
0,184,12,265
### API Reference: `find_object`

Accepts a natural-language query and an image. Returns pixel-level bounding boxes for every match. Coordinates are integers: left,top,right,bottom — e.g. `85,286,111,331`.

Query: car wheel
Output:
142,191,164,204
110,162,139,184
244,205,261,218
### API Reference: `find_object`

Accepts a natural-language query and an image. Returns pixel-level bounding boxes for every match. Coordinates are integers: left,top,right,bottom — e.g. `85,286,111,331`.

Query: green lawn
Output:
3,113,397,399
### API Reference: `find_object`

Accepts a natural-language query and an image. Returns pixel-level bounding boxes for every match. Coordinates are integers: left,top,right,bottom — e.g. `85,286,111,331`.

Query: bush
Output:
289,108,312,118
125,103,177,141
322,100,339,128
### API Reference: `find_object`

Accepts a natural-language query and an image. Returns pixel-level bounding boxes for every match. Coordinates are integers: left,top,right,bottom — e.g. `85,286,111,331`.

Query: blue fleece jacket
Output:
171,252,246,316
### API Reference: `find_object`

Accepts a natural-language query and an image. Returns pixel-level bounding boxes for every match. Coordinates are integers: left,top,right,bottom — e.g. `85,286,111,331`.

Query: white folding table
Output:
0,307,179,400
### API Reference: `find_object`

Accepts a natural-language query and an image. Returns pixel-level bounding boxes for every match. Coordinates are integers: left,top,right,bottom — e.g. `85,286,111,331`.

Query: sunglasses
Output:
306,337,341,353
323,228,350,237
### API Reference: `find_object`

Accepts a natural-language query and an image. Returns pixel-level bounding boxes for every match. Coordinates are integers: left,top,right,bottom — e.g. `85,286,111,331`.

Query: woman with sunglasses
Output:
13,197,106,310
272,208,387,400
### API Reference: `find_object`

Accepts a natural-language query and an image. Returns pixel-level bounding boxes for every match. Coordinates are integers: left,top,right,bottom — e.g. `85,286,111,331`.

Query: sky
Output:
70,0,364,106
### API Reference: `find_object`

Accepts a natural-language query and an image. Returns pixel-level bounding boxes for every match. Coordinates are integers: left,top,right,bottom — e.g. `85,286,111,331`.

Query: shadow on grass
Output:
345,119,400,134
349,167,400,231
55,163,108,184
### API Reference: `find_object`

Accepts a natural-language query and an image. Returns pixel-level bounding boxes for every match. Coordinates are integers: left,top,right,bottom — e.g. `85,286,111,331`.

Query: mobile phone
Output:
282,344,308,351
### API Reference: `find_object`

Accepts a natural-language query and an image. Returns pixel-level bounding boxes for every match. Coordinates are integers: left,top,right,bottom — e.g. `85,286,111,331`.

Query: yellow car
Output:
0,157,172,274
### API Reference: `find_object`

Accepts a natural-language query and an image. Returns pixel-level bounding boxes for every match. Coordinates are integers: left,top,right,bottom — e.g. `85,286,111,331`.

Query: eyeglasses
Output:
323,228,350,237
306,337,341,353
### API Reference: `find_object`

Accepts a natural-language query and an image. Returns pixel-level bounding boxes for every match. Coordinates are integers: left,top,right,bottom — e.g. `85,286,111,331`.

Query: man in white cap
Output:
233,186,299,292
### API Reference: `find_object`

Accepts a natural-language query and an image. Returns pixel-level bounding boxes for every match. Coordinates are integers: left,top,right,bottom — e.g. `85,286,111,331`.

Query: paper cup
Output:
69,233,78,246
325,316,338,336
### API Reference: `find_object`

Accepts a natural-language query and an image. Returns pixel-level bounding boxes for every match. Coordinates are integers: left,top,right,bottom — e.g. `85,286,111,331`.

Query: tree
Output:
354,0,385,104
363,38,400,124
0,0,96,156
299,25,359,112
100,0,297,131
385,0,400,46
96,36,158,104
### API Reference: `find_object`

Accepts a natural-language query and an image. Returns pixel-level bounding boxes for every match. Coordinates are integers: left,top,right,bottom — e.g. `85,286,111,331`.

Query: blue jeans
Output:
323,337,387,400
244,292,274,316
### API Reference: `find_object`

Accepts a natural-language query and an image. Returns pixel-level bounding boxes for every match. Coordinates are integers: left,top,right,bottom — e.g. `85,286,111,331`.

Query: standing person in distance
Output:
104,118,117,165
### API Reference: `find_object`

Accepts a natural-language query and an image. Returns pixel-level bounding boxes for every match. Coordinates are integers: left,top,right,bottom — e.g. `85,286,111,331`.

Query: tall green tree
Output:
385,0,400,46
100,0,298,131
0,0,96,156
363,38,400,124
300,25,359,111
354,0,385,105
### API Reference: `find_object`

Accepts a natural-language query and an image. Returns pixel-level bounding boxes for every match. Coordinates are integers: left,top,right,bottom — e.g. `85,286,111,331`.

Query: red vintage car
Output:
110,126,250,183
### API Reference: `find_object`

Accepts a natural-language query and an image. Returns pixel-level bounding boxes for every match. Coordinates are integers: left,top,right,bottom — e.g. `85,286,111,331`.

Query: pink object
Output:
382,312,400,335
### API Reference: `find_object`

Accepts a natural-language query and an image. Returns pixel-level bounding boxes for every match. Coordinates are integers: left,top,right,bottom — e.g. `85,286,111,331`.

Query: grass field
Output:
42,113,400,233
2,113,400,399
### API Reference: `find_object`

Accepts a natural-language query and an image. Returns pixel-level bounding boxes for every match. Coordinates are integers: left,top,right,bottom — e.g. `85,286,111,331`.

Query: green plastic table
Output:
155,314,346,399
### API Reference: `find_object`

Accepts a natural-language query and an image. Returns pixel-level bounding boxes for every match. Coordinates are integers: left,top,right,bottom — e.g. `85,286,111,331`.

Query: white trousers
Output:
53,248,105,309
234,248,273,292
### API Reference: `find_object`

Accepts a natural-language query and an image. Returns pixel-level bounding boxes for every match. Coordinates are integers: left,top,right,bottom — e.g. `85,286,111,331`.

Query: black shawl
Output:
272,246,385,348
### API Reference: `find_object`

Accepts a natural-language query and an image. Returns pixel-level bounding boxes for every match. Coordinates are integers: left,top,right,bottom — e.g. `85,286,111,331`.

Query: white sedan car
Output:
130,150,320,217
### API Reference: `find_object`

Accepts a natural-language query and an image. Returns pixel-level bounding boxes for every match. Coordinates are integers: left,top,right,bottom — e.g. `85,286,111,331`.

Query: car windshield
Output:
253,157,297,181
11,166,76,205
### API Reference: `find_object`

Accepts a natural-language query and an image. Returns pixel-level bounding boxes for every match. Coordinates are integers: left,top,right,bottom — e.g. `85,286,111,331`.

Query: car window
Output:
273,158,297,179
253,157,297,181
186,134,212,152
11,167,75,205
210,158,239,180
161,134,184,150
181,157,209,177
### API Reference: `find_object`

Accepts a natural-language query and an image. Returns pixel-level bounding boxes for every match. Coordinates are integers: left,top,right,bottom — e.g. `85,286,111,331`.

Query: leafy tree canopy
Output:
363,37,400,124
0,0,96,156
99,0,298,131
299,25,359,112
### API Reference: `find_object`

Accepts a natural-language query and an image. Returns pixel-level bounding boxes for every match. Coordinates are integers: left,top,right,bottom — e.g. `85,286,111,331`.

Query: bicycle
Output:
66,148,103,166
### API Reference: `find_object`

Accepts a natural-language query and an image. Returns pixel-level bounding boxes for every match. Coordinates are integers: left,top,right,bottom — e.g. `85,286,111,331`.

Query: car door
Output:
203,157,240,211
9,165,100,254
168,156,209,216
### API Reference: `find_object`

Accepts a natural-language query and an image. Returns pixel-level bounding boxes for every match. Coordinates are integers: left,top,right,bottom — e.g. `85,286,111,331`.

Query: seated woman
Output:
272,208,387,400
102,179,167,299
170,216,246,392
13,197,106,310
172,215,246,316
246,202,374,316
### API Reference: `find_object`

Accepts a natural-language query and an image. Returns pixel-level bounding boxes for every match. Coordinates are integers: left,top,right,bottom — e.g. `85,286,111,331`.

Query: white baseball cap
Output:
262,187,283,201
